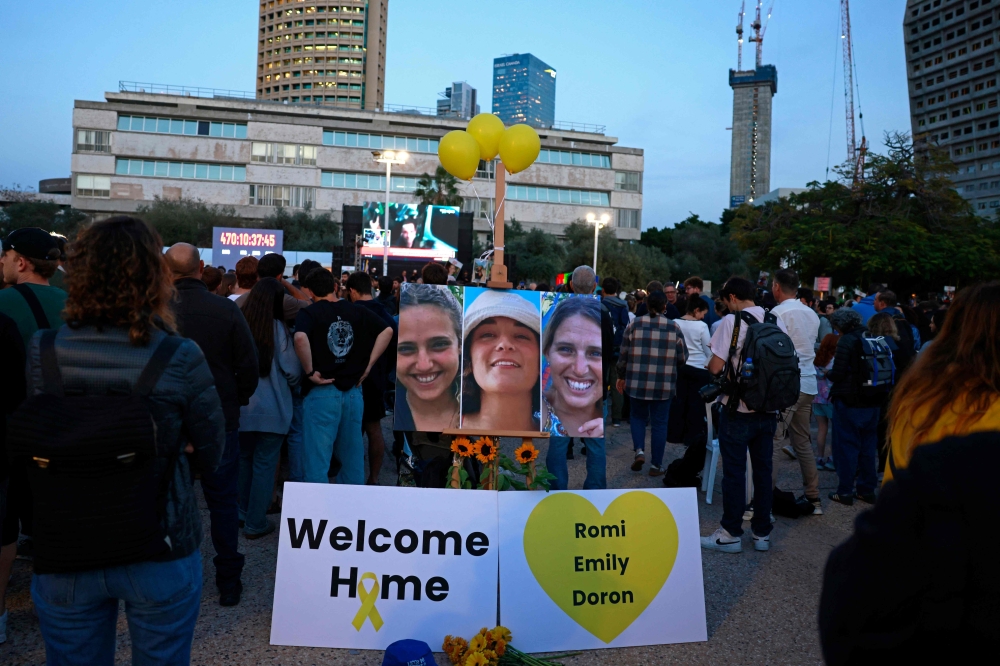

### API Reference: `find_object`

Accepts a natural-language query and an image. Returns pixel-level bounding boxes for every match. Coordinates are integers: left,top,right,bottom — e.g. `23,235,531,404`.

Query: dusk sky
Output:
0,1,912,231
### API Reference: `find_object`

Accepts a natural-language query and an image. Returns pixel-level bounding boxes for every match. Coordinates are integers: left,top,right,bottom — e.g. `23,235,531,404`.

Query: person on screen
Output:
540,296,604,439
394,284,463,432
393,221,417,248
461,291,541,431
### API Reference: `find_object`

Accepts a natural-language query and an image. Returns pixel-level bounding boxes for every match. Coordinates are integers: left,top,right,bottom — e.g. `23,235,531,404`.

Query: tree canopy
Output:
414,166,463,206
640,213,751,289
730,132,1000,294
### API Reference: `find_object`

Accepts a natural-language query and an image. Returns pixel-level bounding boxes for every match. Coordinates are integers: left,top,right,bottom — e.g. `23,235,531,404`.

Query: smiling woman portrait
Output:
393,283,464,432
540,295,604,439
460,289,542,431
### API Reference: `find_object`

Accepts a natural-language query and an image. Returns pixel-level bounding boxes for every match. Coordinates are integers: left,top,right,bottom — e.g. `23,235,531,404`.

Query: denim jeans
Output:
832,399,880,496
545,437,607,490
31,549,202,666
629,398,671,468
286,391,305,482
238,431,284,534
302,384,365,484
198,429,244,591
719,409,777,538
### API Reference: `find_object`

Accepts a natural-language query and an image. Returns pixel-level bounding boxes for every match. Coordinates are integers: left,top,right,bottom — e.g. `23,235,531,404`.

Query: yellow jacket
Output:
885,395,1000,483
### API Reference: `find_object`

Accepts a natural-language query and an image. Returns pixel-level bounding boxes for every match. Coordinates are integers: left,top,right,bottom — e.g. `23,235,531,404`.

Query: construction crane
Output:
747,0,775,68
841,0,867,184
736,1,746,71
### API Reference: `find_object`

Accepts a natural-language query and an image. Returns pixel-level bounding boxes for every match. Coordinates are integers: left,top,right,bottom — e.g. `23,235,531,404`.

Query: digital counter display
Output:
211,227,284,270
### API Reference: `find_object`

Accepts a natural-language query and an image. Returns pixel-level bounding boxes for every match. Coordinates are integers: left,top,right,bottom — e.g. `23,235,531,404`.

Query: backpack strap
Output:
39,329,64,397
763,311,777,325
134,336,184,397
12,284,51,330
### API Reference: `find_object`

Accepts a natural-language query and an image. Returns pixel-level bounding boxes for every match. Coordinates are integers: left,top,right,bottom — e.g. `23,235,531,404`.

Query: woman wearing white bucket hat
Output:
461,290,542,431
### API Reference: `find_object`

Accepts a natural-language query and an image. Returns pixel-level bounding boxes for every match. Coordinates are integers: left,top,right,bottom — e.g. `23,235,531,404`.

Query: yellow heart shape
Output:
523,492,679,643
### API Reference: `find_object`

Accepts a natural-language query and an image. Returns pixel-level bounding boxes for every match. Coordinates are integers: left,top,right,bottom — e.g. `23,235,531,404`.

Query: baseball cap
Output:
382,639,434,666
2,228,61,261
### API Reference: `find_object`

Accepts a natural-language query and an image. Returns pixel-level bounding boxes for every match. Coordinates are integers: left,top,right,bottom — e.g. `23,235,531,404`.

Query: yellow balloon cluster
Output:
437,113,541,180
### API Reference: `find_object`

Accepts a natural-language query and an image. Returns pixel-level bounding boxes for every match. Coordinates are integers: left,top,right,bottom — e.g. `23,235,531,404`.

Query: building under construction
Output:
729,2,777,208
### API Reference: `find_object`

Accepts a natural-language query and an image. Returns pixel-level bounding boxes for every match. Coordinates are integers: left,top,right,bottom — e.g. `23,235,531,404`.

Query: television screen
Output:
211,227,283,271
361,203,460,258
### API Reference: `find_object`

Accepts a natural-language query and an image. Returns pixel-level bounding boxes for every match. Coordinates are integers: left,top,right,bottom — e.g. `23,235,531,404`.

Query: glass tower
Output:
492,53,556,128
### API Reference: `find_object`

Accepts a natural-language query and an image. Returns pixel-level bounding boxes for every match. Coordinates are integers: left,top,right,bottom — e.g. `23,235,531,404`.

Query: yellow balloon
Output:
498,124,541,174
437,130,481,181
466,113,505,161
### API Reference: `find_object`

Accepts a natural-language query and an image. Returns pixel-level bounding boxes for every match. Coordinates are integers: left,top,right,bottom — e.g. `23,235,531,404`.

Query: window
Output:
114,159,246,182
117,115,247,139
75,175,110,198
248,184,315,207
616,209,640,229
614,171,641,192
250,142,317,165
321,171,420,193
322,131,439,154
506,184,611,206
76,129,111,153
536,149,612,168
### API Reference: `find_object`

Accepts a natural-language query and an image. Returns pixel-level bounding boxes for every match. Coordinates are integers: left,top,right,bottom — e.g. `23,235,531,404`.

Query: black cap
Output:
2,228,62,262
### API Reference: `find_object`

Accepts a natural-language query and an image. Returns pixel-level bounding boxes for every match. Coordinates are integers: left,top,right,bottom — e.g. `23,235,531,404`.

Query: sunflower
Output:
490,626,512,644
473,437,497,464
469,633,488,653
464,651,489,666
514,442,538,464
451,436,473,458
493,639,506,657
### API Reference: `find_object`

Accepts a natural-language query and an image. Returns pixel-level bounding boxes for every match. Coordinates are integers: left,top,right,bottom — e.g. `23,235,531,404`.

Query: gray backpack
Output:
731,311,801,413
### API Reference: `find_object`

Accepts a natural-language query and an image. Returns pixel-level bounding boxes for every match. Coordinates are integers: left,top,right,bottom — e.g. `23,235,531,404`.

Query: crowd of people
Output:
0,215,997,662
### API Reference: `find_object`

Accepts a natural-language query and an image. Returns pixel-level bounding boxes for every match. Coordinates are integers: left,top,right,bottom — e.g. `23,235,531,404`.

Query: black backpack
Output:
856,335,896,401
605,301,631,360
6,331,183,573
729,311,801,412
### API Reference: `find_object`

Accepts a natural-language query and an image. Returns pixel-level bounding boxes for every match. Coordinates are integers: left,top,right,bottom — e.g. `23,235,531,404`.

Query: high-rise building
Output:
904,0,1000,215
492,54,556,128
256,0,388,111
729,65,777,208
437,81,479,120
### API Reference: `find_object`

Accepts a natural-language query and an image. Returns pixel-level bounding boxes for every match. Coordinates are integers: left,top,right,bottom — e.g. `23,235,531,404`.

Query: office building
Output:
492,54,556,128
69,87,644,242
904,0,1000,214
437,82,479,120
729,65,777,208
256,0,388,111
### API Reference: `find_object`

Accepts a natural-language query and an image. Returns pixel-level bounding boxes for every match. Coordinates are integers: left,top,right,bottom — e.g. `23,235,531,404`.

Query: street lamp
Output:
372,150,409,276
585,212,610,273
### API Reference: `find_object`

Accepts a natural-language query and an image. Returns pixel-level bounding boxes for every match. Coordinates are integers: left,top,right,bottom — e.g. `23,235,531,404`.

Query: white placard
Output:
498,489,707,652
271,484,499,649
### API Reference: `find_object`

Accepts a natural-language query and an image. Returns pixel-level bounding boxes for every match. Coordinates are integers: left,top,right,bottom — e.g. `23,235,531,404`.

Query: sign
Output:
211,226,282,271
271,484,499,650
730,195,746,207
497,489,707,651
813,276,832,292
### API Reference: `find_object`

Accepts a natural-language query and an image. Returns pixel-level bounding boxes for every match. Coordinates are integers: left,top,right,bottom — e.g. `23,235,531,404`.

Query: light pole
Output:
586,212,610,273
372,149,409,276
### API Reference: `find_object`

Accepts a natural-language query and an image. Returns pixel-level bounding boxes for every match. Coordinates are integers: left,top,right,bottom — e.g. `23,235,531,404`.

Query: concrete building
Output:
437,82,479,120
752,187,807,206
256,0,388,111
69,88,643,243
904,0,1000,215
729,65,777,208
493,54,557,128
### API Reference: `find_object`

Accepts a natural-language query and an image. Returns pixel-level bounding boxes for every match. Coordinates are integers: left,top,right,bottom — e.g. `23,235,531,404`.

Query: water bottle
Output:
741,357,755,379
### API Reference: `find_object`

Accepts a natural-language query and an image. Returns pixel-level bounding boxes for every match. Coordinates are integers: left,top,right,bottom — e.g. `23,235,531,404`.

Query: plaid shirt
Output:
616,313,688,401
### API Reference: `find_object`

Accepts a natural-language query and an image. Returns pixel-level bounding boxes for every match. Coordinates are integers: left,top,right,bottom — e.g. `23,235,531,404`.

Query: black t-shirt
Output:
295,299,388,391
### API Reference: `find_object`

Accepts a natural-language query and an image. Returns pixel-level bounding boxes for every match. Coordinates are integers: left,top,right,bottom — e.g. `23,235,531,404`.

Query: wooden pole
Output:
487,161,511,288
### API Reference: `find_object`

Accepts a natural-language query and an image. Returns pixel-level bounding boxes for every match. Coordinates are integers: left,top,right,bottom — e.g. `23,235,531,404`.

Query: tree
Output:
136,197,244,247
640,214,751,290
563,221,673,291
413,166,463,206
264,206,341,251
0,202,89,239
505,219,565,283
730,132,1000,294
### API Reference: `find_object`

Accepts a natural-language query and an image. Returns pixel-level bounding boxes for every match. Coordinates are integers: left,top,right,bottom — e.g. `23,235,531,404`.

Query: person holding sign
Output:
461,290,541,431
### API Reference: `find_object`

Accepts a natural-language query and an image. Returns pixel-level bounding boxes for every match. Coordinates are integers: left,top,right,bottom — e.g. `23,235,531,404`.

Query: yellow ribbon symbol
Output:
351,572,384,632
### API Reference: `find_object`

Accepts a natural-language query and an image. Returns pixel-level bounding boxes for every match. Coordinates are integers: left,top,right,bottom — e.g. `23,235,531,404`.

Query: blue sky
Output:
0,1,911,231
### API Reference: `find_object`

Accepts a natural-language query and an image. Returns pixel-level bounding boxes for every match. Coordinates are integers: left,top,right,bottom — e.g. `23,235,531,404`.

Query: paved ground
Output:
1,418,859,665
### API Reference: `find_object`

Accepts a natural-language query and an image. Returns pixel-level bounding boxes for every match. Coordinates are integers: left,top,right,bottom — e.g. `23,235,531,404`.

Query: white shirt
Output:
709,306,789,413
228,294,240,301
771,298,820,395
673,318,712,369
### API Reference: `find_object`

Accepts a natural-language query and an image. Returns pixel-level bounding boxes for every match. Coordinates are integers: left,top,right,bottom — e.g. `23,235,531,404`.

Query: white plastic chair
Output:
702,402,754,505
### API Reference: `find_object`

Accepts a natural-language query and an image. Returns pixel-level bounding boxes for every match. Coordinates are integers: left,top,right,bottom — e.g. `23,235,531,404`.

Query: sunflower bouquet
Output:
443,626,574,666
447,437,555,491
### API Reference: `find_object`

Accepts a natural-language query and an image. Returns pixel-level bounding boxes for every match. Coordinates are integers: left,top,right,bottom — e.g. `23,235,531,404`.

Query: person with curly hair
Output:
21,216,225,663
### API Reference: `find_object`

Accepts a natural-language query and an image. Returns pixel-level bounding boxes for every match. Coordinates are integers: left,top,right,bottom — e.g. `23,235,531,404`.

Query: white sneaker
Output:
700,527,742,553
752,532,770,551
0,609,7,644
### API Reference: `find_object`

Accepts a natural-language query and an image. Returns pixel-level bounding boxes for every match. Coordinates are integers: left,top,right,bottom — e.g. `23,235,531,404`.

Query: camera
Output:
698,377,729,403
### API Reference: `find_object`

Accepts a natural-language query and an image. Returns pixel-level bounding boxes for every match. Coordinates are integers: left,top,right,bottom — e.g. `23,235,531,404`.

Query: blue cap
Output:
382,639,435,666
